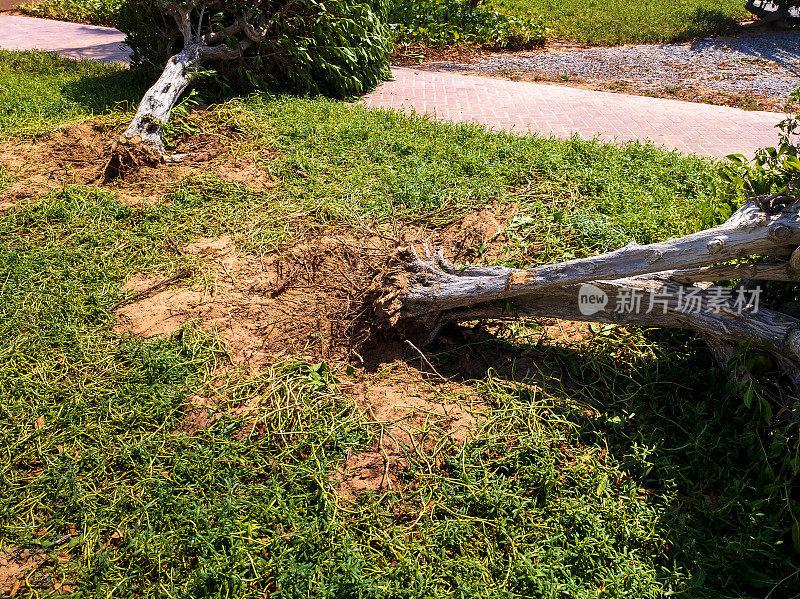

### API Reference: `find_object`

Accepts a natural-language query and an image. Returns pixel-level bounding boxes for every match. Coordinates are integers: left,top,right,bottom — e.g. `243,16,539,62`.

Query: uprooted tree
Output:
378,195,800,388
376,110,800,428
109,0,390,170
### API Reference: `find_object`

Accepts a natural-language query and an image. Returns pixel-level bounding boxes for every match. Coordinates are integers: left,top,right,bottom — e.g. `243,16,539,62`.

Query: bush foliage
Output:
389,0,547,49
116,0,391,97
19,0,123,26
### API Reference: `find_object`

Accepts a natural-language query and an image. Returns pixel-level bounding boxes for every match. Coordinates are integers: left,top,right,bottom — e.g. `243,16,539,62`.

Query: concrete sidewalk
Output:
0,14,787,158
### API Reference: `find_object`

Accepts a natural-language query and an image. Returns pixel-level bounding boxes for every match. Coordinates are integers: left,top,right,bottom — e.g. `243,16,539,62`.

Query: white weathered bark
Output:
378,194,800,387
398,196,800,316
124,44,202,153
120,19,249,156
396,259,800,359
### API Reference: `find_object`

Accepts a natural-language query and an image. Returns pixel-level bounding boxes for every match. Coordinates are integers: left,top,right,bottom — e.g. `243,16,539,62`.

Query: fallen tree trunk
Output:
376,193,800,394
390,195,800,316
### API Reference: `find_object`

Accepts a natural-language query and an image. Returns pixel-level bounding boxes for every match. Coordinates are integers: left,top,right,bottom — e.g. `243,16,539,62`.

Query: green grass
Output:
492,0,751,45
0,50,798,597
0,50,144,137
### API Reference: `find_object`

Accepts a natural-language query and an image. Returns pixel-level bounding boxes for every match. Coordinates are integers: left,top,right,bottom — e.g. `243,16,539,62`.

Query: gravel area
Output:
422,31,800,107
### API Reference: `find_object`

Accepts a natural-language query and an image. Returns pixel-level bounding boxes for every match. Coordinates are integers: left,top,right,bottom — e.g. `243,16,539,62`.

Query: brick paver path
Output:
361,68,785,159
0,14,787,158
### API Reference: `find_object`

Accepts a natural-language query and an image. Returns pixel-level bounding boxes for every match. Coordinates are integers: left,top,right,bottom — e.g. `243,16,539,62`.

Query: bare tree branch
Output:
399,196,800,316
377,195,800,391
668,262,799,283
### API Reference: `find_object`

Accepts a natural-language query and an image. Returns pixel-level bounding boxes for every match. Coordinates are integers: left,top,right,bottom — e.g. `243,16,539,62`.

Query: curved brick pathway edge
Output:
364,68,785,159
0,14,129,62
0,14,787,158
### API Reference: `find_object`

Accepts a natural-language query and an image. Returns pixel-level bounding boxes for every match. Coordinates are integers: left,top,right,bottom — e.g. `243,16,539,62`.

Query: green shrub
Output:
389,0,547,49
116,0,391,97
19,0,122,27
720,92,800,203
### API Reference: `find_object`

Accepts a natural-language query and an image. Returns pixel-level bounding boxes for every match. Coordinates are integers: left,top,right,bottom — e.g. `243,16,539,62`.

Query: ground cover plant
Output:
492,0,750,45
0,50,143,136
0,50,799,597
388,0,547,52
17,0,122,26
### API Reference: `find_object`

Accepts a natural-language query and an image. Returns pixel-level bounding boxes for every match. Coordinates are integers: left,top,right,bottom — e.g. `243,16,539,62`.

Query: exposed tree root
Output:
102,135,165,181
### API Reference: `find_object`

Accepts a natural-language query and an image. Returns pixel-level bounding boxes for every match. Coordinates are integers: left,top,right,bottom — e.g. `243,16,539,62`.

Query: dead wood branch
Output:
376,193,800,390
394,195,800,317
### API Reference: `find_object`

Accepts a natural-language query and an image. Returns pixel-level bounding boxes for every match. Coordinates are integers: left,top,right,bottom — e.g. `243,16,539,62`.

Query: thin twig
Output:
404,339,450,382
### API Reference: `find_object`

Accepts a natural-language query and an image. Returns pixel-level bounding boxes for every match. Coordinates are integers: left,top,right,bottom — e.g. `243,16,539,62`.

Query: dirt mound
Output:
113,208,594,499
0,114,278,210
115,224,494,499
114,203,519,370
115,232,391,370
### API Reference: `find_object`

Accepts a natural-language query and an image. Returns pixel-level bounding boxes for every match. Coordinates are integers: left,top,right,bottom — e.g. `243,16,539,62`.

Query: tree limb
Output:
377,195,800,391
400,196,800,316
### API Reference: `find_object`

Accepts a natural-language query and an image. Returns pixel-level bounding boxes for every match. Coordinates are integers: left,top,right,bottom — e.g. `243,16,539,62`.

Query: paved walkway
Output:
363,68,785,158
0,14,129,62
0,14,787,158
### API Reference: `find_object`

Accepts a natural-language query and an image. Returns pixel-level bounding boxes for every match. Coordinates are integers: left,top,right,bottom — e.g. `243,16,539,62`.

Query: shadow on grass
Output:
61,67,150,115
672,7,742,42
366,323,799,597
0,51,150,134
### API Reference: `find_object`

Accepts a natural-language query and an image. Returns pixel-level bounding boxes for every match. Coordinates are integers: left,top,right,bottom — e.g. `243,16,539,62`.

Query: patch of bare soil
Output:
115,204,519,370
398,204,515,265
334,363,486,498
0,543,78,598
177,395,221,436
0,547,44,598
0,114,278,210
115,232,390,369
115,206,593,498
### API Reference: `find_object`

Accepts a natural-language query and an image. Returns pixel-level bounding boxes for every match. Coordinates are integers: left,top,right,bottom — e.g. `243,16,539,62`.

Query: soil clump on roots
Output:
0,114,277,210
